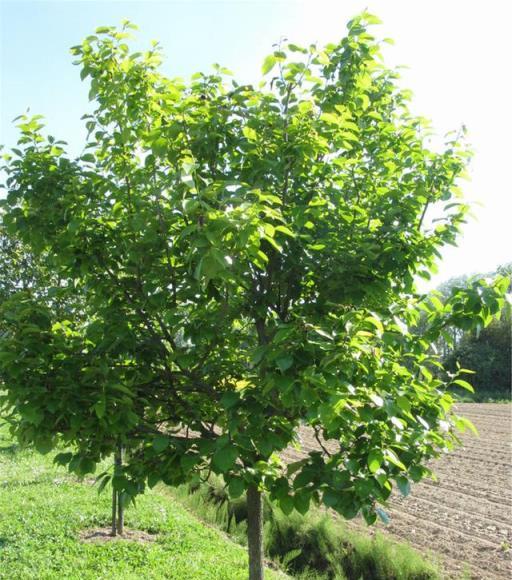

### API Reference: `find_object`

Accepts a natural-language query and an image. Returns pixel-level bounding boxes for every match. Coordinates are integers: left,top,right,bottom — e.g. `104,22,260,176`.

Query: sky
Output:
1,0,510,289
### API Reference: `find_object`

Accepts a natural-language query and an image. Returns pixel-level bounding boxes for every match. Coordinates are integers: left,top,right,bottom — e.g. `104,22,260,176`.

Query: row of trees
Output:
0,14,509,579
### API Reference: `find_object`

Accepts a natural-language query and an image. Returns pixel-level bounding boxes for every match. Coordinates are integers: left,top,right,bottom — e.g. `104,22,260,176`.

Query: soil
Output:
79,527,157,544
284,403,512,579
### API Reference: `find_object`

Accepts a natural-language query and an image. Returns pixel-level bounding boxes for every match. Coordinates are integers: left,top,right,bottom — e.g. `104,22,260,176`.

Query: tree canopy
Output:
1,13,509,579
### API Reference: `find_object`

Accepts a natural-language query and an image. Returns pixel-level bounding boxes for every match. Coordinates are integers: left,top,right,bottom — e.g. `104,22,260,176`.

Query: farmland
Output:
285,403,512,579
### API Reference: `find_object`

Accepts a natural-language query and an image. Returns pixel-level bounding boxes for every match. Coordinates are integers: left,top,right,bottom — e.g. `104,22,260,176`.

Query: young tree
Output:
1,13,509,578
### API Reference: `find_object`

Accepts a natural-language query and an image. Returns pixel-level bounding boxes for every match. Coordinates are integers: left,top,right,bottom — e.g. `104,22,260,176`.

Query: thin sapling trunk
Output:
111,482,117,536
115,445,124,535
247,484,264,580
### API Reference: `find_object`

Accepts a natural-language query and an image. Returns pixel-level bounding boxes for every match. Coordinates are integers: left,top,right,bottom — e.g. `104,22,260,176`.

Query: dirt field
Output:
285,403,512,579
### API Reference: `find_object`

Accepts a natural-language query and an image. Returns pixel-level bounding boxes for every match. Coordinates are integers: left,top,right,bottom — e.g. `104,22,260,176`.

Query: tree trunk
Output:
247,484,264,580
115,446,124,535
111,483,117,536
117,490,124,535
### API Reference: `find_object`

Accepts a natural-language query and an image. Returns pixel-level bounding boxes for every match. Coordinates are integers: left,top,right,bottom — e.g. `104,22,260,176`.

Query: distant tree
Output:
445,313,511,397
441,265,511,398
1,14,509,579
431,264,511,398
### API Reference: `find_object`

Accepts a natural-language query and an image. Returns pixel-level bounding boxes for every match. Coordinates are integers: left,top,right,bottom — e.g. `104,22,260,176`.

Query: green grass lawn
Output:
0,431,284,579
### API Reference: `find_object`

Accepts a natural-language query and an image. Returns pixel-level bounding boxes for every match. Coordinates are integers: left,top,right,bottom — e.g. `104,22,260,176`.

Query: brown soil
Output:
286,403,512,580
79,527,157,544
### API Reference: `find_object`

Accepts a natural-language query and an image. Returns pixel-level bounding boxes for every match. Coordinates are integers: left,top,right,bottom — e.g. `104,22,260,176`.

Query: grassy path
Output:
0,433,283,579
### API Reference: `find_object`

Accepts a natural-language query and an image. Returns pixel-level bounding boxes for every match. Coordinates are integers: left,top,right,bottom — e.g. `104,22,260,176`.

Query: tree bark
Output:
117,490,124,535
111,483,117,536
247,484,264,580
115,446,124,535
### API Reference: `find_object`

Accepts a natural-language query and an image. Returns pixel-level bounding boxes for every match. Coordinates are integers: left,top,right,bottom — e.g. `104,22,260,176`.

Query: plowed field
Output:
284,403,512,579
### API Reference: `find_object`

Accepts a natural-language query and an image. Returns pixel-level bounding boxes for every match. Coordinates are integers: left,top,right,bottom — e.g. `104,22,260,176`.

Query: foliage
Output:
0,13,509,563
444,308,511,399
431,264,511,399
0,425,284,579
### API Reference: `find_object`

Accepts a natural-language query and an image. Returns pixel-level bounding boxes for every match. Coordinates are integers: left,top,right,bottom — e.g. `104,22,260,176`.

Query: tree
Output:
442,271,511,399
428,264,511,399
0,14,509,578
445,313,511,398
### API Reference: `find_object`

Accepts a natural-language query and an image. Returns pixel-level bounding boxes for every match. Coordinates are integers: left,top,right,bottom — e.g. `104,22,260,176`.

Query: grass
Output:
0,429,285,579
168,477,443,580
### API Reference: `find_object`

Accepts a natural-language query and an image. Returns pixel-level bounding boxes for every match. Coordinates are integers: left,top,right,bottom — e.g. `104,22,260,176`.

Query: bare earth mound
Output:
79,527,157,544
284,403,512,579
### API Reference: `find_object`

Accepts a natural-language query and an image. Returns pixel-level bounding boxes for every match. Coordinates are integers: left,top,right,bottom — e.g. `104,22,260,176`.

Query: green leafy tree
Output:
1,14,509,578
429,264,511,399
445,313,511,399
441,268,511,399
0,228,129,532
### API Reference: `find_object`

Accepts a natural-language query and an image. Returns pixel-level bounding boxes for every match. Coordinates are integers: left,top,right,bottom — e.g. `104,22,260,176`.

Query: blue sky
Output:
1,0,510,288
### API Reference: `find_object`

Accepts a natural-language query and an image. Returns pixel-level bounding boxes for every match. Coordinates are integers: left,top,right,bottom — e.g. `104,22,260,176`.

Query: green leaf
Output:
180,454,199,473
320,112,339,125
312,328,333,341
316,51,330,65
420,366,433,382
293,492,310,515
452,379,474,393
35,438,53,455
322,489,339,508
212,446,238,473
409,466,424,482
262,54,277,75
79,458,96,475
97,474,111,493
275,225,295,237
396,476,411,497
454,416,478,436
276,355,293,372
151,137,167,156
152,435,170,453
384,450,406,471
367,449,383,473
279,495,294,515
288,43,307,53
362,506,377,525
147,472,161,489
228,477,245,498
22,405,43,425
430,295,444,312
287,459,307,477
376,507,390,524
53,452,73,466
396,396,411,414
365,315,384,335
242,126,257,141
221,391,240,410
93,399,106,419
